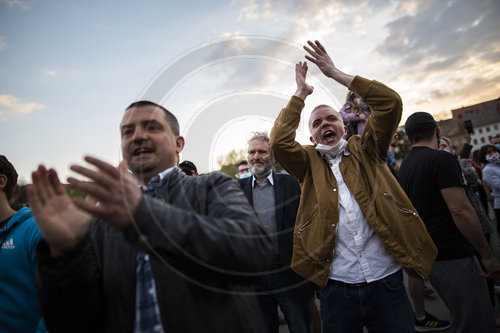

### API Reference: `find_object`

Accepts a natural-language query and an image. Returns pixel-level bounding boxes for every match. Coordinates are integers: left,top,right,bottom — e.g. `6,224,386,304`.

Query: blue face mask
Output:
495,144,500,151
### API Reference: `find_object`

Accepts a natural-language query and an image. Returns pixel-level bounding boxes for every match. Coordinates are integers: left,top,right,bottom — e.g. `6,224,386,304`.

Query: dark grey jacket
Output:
36,169,272,333
239,172,313,302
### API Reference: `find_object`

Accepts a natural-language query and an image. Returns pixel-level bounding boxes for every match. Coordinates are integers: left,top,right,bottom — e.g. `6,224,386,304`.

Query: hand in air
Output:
304,40,337,79
294,61,314,100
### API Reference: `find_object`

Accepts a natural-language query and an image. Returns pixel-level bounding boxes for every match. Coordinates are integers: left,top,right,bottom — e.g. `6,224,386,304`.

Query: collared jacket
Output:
36,170,272,333
270,76,437,287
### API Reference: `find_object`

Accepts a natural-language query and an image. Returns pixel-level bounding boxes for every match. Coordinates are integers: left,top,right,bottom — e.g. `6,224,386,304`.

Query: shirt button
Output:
331,224,335,229
333,188,337,192
325,259,330,263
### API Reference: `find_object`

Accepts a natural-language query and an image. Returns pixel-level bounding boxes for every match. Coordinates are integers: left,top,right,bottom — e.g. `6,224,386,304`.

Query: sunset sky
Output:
1,0,499,181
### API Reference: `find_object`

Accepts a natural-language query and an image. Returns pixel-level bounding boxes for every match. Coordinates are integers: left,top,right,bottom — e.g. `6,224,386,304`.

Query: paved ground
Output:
279,206,500,332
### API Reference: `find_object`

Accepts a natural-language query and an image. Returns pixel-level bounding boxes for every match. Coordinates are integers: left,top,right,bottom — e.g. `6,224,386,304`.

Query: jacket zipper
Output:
298,204,318,235
383,193,418,217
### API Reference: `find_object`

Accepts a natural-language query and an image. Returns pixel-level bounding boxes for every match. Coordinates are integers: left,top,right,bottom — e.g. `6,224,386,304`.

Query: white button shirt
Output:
326,149,401,283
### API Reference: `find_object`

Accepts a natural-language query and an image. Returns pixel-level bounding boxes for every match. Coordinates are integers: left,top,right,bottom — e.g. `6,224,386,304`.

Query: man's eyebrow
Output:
121,124,133,130
142,119,161,126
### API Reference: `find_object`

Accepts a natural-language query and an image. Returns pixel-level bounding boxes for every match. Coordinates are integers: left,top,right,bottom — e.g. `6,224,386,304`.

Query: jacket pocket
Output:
383,193,418,217
297,204,318,236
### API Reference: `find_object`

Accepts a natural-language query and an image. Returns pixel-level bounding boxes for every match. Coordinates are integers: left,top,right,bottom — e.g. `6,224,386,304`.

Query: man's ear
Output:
310,136,316,145
176,136,185,154
342,125,348,139
0,174,7,192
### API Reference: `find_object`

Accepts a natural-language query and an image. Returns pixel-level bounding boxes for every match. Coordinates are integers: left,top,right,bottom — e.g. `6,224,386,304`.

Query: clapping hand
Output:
28,166,92,256
304,40,337,79
67,156,142,231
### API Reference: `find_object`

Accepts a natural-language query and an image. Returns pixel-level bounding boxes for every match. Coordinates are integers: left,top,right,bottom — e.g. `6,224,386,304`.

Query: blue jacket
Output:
0,207,46,333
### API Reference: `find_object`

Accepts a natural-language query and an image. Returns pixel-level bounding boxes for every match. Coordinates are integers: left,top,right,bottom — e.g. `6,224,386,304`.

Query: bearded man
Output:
238,132,313,333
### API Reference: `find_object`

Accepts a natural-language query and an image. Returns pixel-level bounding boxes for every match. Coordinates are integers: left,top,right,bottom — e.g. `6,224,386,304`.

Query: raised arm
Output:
270,62,314,181
294,61,314,100
304,40,401,160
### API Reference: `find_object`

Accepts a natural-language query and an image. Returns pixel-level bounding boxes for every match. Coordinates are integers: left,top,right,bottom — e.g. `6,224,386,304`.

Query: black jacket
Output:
238,172,313,302
36,170,272,332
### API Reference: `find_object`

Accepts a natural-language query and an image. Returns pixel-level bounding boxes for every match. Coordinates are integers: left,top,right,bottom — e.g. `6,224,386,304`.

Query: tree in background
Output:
10,182,87,210
217,149,246,179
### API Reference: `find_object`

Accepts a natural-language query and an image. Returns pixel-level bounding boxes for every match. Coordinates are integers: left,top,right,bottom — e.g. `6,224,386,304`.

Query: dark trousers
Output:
319,270,414,333
255,272,311,333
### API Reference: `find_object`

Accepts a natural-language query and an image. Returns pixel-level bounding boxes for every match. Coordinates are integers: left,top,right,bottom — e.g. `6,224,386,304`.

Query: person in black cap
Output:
399,111,500,332
179,160,199,176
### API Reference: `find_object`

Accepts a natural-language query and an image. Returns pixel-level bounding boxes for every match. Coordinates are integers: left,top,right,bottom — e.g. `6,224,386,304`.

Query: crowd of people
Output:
1,40,500,333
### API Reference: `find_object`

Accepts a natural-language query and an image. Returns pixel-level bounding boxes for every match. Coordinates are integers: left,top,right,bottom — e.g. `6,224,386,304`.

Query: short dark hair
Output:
479,144,500,164
237,160,248,167
405,112,437,145
0,155,18,200
126,101,180,136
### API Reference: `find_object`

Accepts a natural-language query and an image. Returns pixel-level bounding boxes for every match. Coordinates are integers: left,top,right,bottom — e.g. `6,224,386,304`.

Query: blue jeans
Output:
320,270,414,333
256,272,311,333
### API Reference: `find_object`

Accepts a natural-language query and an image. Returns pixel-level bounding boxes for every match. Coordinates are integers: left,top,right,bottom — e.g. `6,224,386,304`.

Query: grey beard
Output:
250,162,272,175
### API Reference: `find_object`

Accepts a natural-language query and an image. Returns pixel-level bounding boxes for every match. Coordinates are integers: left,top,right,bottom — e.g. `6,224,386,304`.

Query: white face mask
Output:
239,172,252,179
315,138,348,159
443,148,450,153
486,152,500,164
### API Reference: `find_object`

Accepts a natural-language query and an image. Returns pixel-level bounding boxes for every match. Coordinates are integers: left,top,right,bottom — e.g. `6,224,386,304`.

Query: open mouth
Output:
323,130,336,140
133,147,154,156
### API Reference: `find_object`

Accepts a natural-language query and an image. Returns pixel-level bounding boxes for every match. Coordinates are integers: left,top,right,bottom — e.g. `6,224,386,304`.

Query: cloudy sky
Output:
1,0,499,181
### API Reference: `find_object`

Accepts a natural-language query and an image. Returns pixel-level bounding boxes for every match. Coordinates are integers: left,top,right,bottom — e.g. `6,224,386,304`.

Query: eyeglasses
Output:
392,134,398,139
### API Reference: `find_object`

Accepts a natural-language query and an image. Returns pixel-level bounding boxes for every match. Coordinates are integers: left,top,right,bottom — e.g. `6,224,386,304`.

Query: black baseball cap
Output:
179,160,197,173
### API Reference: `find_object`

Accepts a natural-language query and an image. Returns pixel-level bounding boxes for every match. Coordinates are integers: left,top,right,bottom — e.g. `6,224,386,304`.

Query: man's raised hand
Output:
304,40,354,88
304,40,336,78
294,61,314,100
28,165,92,257
67,156,142,231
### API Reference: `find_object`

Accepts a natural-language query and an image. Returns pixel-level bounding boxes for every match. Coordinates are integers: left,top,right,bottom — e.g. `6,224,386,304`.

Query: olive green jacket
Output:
270,76,437,287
